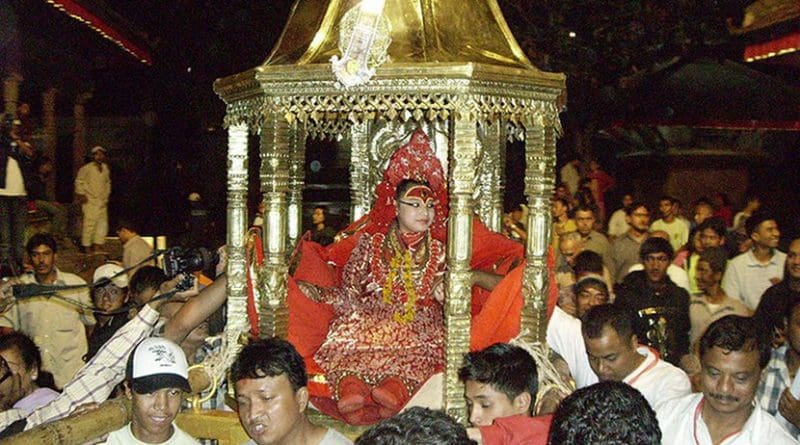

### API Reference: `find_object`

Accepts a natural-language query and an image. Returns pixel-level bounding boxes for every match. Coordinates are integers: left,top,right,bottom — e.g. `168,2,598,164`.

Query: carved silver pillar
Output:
476,120,505,231
258,110,291,338
287,126,306,245
521,116,556,343
226,123,250,341
443,116,477,421
349,121,371,221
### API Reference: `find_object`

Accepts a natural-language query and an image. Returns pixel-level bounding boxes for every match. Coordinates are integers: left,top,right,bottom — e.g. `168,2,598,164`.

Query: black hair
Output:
395,179,430,200
0,332,56,390
26,233,57,255
699,247,728,274
639,237,674,261
745,210,777,237
573,204,596,216
355,407,476,445
458,343,538,413
128,266,167,297
230,337,307,392
694,197,713,209
624,201,648,217
0,332,41,373
658,195,676,205
548,381,661,445
697,217,727,239
573,251,604,276
699,315,770,369
115,219,140,234
551,197,570,208
574,276,608,297
783,299,800,331
581,304,636,341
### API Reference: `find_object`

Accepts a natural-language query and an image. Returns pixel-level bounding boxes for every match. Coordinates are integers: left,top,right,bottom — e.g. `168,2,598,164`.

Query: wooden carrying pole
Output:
0,398,130,445
1,368,213,445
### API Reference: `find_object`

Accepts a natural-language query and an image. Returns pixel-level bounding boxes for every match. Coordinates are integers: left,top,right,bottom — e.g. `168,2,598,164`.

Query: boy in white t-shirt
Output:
103,337,198,445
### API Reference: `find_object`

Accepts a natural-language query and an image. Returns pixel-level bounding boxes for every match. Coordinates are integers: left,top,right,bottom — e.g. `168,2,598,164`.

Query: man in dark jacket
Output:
615,237,690,367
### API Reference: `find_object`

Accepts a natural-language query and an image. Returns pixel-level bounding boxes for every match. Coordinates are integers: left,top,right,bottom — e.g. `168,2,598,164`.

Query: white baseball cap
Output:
126,337,191,394
93,263,129,288
90,145,106,154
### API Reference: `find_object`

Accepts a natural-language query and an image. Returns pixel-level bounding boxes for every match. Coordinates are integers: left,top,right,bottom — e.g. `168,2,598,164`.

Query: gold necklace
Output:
382,229,421,324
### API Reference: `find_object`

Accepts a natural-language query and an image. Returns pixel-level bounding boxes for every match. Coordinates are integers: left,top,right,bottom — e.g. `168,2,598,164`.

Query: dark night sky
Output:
5,1,800,244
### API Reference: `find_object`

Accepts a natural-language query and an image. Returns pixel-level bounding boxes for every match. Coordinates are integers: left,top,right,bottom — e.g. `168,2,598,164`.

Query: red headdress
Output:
345,129,449,242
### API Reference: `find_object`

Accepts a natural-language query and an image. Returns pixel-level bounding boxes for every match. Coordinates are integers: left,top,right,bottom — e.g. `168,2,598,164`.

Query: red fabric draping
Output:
286,218,549,410
744,31,800,62
45,0,153,64
246,231,264,337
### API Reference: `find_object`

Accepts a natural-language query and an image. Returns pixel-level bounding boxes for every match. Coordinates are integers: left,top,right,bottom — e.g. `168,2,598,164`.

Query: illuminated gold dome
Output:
264,0,534,69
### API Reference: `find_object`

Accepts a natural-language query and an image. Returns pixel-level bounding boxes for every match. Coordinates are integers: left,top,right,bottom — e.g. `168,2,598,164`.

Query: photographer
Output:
0,246,229,437
0,114,27,276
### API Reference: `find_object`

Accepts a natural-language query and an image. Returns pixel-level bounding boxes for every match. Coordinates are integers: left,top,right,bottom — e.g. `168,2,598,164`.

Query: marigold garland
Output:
374,223,439,324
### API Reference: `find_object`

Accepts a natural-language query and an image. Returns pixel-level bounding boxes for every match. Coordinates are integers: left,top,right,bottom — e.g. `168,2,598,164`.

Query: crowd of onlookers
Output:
1,152,799,444
500,156,800,444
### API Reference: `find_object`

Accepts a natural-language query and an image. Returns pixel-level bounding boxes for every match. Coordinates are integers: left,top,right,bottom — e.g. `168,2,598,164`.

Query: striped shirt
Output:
0,305,159,433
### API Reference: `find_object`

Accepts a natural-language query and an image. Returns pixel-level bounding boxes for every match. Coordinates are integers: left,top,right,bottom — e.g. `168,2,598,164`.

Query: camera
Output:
162,247,219,277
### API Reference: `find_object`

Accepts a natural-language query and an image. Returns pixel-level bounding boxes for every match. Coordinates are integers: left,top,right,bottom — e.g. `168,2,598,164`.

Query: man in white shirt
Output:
559,158,581,197
0,132,27,274
607,194,633,239
232,338,352,445
547,275,611,388
115,220,155,279
582,303,691,408
103,337,198,444
0,233,95,388
650,196,689,252
656,315,798,445
722,211,786,310
75,145,111,254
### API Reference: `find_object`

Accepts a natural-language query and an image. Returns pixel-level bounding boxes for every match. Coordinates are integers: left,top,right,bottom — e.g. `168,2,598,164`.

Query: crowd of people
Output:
0,102,113,275
0,129,799,445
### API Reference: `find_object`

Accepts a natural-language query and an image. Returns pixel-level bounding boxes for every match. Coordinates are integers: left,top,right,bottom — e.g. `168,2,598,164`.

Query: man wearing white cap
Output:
75,145,111,254
103,337,198,444
85,263,130,361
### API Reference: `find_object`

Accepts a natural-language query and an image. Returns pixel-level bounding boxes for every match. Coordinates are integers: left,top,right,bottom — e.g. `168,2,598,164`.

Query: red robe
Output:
284,219,557,424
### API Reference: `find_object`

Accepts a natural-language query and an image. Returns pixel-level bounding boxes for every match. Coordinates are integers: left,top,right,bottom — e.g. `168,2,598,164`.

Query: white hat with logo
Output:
125,337,191,394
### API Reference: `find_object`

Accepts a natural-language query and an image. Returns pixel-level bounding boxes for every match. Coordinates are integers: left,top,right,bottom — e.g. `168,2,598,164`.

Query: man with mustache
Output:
656,315,798,444
0,233,94,388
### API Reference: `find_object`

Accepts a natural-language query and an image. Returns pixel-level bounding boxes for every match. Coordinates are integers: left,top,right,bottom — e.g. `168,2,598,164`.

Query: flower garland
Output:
372,223,440,324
